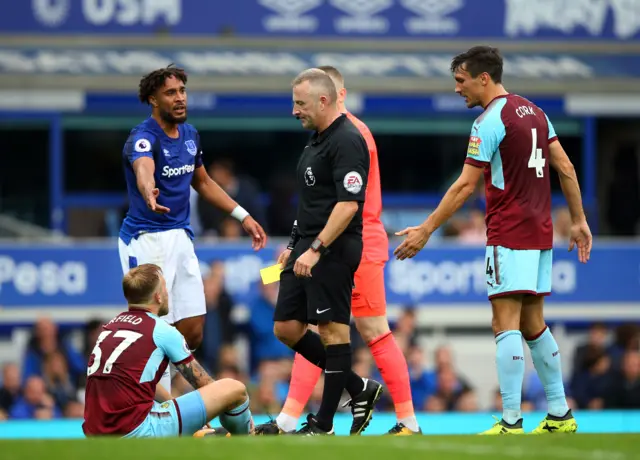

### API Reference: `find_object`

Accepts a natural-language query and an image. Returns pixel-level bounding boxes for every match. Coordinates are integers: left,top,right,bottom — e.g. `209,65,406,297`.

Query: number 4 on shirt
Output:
528,128,546,178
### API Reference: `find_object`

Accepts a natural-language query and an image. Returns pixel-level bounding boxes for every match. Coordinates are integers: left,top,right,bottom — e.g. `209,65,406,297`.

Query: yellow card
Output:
260,264,283,285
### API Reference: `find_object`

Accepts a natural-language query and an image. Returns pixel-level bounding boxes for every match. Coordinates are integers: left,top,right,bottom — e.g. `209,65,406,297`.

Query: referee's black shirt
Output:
295,114,370,239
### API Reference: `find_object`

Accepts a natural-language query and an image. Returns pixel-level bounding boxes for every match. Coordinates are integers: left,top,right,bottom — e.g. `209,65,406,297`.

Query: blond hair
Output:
122,264,162,305
316,65,345,90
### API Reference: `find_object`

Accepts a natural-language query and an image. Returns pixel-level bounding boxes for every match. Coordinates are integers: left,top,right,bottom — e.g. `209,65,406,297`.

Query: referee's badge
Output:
304,167,316,186
343,171,363,194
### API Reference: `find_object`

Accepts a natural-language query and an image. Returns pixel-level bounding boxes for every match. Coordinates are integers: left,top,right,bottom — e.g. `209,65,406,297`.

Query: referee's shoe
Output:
296,414,335,436
342,378,384,435
253,378,383,435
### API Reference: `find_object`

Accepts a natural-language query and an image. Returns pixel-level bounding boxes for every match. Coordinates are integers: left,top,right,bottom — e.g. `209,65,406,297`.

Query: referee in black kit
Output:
271,68,383,436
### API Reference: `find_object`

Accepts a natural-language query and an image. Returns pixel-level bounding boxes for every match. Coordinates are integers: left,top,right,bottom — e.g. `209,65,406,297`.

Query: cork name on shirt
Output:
516,105,536,118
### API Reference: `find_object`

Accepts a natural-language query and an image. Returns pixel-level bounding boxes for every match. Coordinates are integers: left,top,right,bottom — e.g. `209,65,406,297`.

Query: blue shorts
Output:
124,391,207,438
485,245,552,300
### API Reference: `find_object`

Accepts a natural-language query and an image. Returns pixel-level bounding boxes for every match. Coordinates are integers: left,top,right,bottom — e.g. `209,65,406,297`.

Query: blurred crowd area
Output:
97,157,579,241
1,296,638,421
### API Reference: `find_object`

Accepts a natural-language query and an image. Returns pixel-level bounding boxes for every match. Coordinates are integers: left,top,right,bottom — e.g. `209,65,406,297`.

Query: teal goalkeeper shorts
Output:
124,390,207,438
484,245,552,300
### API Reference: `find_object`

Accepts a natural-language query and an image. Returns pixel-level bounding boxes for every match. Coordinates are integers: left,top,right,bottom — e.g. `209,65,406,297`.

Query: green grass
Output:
2,434,639,460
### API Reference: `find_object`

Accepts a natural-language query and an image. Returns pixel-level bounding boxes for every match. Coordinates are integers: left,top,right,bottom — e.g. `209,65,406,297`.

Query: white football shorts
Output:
118,229,206,325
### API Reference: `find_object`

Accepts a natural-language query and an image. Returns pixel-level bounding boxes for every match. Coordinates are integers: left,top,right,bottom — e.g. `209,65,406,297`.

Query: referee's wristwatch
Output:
310,237,328,256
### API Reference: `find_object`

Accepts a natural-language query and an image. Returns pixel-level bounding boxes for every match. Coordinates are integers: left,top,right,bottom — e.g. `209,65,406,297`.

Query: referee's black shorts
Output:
274,235,362,326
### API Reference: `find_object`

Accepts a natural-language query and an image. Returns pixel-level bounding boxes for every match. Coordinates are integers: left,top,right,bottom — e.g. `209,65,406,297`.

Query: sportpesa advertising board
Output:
0,242,638,308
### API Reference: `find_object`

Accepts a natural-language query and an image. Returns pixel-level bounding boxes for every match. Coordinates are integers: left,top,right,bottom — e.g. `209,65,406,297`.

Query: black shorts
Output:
274,235,362,326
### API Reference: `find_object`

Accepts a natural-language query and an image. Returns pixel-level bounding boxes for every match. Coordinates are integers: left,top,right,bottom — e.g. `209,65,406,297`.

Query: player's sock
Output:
219,397,253,434
276,353,322,432
526,326,570,418
159,366,172,395
291,330,326,367
315,343,351,432
274,413,298,434
292,330,364,398
368,332,418,432
495,330,525,425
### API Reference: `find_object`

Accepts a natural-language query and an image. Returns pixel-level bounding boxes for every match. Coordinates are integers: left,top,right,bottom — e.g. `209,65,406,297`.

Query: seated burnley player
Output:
394,46,592,435
82,264,254,437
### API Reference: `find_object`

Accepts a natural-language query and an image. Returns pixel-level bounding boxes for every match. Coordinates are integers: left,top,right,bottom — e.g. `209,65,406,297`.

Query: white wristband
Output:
230,205,250,223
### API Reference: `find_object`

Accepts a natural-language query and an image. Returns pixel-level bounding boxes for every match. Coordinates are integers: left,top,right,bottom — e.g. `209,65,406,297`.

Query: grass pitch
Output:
2,434,639,460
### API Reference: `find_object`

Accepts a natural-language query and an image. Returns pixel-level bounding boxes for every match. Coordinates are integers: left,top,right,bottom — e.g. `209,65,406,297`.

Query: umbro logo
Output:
402,0,463,16
331,0,392,16
260,0,322,32
401,0,463,35
331,0,392,33
260,0,321,15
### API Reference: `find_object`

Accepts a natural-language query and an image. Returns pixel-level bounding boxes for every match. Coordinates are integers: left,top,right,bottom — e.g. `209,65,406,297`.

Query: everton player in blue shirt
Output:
118,65,268,395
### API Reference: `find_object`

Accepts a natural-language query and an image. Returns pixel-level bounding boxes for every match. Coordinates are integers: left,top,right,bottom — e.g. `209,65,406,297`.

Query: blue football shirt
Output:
120,117,203,244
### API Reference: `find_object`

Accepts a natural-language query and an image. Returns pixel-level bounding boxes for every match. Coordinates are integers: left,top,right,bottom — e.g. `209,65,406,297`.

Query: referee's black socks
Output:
292,330,326,368
292,330,365,397
316,343,352,431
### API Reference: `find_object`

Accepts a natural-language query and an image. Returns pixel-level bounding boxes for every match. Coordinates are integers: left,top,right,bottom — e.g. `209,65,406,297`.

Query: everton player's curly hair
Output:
138,64,188,105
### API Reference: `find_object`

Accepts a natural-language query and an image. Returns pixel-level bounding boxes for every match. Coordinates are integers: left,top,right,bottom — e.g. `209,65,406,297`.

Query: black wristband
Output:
287,220,299,250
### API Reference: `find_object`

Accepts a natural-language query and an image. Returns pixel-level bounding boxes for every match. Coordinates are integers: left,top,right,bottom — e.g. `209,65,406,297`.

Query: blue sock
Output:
495,330,525,425
526,327,569,418
219,398,253,434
